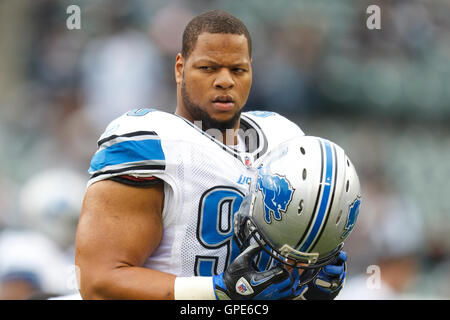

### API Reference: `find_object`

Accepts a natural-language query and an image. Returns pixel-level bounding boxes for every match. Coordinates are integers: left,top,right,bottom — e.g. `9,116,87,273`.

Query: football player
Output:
75,10,350,300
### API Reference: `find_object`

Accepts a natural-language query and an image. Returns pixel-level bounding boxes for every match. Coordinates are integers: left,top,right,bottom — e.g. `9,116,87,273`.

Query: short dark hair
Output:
181,10,252,60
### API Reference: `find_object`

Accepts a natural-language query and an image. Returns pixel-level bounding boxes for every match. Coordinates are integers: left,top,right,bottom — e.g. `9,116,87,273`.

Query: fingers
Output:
293,284,308,298
321,250,346,276
322,264,345,277
337,250,347,263
237,243,263,268
290,268,300,282
242,243,263,256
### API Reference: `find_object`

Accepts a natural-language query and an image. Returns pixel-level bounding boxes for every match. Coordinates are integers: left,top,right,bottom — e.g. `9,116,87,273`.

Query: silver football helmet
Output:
235,136,361,271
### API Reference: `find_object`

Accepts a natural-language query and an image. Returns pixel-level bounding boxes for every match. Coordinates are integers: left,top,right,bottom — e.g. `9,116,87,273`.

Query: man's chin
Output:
209,110,237,122
201,109,241,132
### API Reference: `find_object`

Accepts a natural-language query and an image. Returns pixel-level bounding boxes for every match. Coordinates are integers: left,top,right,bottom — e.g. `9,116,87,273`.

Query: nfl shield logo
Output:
244,155,252,167
235,277,254,295
237,283,248,294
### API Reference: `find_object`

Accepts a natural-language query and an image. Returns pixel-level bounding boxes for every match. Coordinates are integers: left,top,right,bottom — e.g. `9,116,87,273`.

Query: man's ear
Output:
175,53,184,85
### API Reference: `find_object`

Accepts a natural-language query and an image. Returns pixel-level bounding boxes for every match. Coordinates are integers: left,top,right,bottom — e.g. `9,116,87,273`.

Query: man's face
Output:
176,32,252,131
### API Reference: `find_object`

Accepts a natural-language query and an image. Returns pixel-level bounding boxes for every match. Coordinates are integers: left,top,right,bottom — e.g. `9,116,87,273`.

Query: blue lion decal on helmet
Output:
256,170,294,224
341,197,361,239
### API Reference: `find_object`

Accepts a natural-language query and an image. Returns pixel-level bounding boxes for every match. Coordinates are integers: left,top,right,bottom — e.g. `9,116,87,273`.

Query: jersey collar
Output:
174,113,268,167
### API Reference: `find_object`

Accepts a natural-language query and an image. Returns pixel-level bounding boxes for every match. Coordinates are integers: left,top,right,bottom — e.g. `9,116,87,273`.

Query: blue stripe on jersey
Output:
89,139,165,173
299,139,334,252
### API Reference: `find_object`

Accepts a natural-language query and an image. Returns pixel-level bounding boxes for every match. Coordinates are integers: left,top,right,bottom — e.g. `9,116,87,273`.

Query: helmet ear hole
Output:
298,200,304,215
346,180,350,192
300,147,306,155
302,168,307,180
336,209,342,225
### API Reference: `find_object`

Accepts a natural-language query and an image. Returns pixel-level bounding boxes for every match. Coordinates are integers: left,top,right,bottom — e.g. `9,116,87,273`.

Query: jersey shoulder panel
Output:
97,108,188,141
87,108,187,186
242,110,305,145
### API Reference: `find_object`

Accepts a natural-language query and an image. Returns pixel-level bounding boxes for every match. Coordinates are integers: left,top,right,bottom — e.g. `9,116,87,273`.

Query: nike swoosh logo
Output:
250,269,283,286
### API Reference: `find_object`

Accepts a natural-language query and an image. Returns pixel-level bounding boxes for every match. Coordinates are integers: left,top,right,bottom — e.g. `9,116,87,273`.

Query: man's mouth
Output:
213,95,235,111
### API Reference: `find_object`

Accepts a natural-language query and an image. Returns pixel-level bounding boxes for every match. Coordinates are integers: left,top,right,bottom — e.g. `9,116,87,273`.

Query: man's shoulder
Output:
99,108,187,142
88,108,181,187
242,110,298,125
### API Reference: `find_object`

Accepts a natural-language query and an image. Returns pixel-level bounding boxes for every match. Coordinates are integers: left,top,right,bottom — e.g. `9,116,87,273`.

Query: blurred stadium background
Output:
0,0,449,299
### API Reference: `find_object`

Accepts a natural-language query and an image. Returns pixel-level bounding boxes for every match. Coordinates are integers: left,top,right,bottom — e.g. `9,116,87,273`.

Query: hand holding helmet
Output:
304,250,347,299
212,243,308,300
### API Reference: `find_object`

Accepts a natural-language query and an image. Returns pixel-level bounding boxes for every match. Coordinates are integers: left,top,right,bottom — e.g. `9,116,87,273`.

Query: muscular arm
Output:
75,179,176,299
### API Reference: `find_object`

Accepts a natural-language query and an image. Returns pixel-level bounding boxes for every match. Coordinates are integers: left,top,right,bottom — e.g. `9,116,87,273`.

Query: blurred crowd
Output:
0,0,449,299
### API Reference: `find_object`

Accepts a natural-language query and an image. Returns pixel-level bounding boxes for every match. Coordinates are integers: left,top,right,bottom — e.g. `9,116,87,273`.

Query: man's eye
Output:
199,66,214,71
232,68,246,73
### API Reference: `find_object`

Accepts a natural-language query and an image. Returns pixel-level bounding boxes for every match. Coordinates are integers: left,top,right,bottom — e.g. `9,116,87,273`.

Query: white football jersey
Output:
88,108,304,277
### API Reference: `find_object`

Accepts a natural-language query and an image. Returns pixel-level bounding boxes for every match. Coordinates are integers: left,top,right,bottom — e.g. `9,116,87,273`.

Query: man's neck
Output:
175,106,241,146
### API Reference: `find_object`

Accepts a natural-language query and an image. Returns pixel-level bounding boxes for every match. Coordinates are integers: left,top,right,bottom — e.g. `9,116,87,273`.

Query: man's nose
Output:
214,68,235,90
